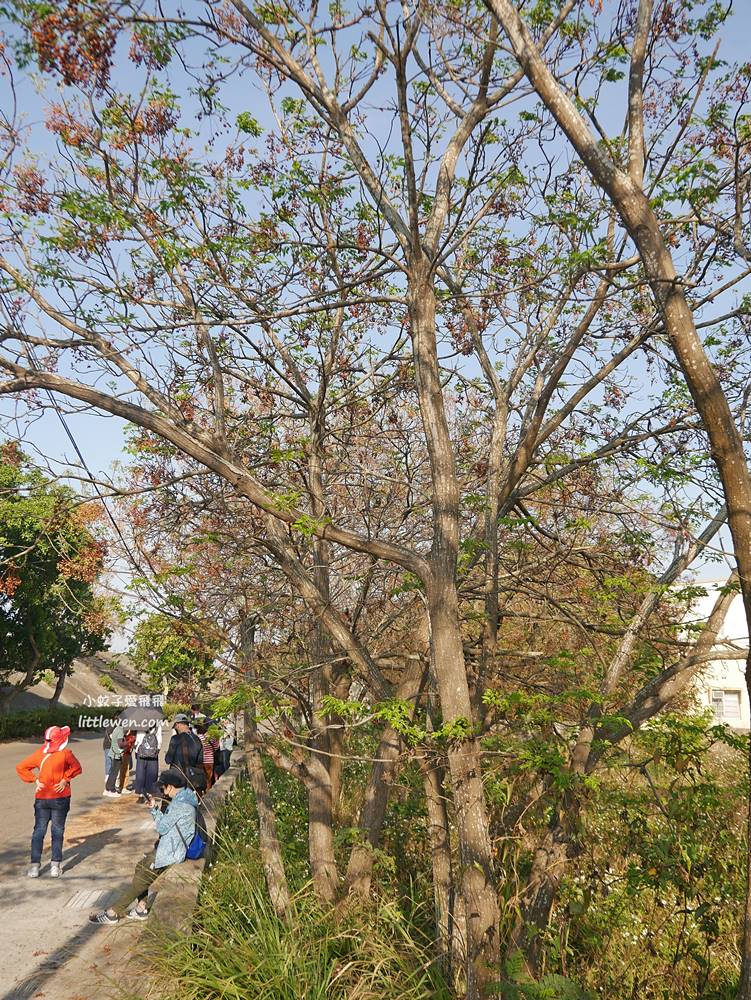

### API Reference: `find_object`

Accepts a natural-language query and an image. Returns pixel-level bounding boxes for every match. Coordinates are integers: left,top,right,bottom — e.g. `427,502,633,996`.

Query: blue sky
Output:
2,0,750,541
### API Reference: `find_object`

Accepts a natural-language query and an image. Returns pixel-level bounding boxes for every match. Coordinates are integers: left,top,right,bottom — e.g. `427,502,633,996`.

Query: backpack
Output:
138,729,159,759
177,808,208,861
185,831,206,860
176,733,207,791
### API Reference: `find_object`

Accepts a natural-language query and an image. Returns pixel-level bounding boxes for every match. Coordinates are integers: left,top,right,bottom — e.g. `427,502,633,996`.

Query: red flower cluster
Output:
14,166,51,215
30,1,116,94
0,567,21,597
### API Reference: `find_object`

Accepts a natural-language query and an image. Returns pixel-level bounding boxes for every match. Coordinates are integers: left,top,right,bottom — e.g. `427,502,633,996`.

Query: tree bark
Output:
342,721,402,901
240,618,293,920
243,717,293,921
343,654,426,900
420,747,459,977
305,753,339,903
410,255,500,998
49,668,67,706
429,589,499,999
509,816,572,975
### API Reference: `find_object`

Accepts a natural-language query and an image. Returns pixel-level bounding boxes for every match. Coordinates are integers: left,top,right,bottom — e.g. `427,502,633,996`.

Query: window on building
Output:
710,689,741,722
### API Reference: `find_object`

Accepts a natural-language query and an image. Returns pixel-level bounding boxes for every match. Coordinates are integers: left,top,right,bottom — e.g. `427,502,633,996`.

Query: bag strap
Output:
172,805,201,854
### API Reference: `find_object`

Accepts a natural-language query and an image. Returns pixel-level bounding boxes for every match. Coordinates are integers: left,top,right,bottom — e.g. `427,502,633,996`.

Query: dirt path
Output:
0,733,162,1000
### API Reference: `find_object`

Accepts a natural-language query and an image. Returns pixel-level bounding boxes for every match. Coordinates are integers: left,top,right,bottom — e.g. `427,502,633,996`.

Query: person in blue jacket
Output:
88,768,199,924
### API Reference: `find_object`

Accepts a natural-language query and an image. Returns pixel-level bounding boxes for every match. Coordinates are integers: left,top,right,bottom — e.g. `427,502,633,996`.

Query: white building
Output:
691,581,750,729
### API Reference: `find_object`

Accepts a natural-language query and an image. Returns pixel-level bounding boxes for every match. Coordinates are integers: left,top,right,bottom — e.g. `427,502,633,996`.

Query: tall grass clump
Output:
145,778,452,1000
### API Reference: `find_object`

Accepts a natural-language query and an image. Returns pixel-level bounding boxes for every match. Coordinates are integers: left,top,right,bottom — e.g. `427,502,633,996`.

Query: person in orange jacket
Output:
16,725,82,878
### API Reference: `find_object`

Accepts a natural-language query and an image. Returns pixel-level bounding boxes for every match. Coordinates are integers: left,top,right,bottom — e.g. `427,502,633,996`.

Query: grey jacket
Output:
109,724,125,760
150,787,199,869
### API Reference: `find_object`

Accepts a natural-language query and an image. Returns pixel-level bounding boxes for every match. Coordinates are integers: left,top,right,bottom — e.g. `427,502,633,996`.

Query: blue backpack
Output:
185,830,206,860
177,812,207,861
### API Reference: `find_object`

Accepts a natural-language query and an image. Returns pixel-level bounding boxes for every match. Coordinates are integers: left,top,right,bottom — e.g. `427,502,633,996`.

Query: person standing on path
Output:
133,720,161,804
102,727,113,793
16,725,83,878
104,719,124,795
195,722,216,791
217,719,235,777
104,719,134,795
164,713,206,792
118,728,136,791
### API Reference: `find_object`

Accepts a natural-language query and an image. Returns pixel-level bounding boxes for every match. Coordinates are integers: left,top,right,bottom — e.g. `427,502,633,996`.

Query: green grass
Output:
144,779,452,1000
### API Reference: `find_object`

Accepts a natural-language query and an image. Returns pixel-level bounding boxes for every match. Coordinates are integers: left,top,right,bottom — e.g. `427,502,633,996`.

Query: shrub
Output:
0,703,120,741
162,701,190,720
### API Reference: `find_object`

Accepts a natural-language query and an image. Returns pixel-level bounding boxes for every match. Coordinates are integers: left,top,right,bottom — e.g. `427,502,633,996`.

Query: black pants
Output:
31,797,70,863
215,749,232,777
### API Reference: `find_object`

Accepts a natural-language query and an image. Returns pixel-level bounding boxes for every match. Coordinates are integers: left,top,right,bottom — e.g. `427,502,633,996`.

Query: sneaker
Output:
102,791,119,797
120,788,134,795
50,862,62,878
126,907,149,920
27,864,40,878
89,910,118,925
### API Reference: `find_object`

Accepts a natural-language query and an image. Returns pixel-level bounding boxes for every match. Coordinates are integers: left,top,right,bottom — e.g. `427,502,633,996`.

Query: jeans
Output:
31,797,70,863
104,750,112,778
134,757,159,796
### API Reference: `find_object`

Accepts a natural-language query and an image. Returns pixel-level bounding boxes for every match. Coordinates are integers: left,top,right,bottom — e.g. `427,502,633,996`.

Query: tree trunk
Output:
421,747,459,977
240,618,293,920
305,420,341,904
409,255,500,998
306,753,339,903
429,591,501,999
509,814,573,976
1,644,41,713
343,653,427,900
342,721,402,900
49,669,67,706
244,712,293,921
0,688,19,714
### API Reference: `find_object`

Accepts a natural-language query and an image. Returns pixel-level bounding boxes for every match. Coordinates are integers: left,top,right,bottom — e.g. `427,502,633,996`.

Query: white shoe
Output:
50,862,62,878
120,788,134,795
27,864,40,878
103,791,119,797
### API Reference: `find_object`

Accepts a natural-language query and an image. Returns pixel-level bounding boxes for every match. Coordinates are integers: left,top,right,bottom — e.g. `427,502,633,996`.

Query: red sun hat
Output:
43,725,70,753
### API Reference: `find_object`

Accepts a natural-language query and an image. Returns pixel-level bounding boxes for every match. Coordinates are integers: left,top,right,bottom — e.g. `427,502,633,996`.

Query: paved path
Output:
0,733,160,1000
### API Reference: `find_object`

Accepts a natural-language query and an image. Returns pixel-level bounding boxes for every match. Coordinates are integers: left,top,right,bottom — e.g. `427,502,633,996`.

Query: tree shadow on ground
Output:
62,827,122,873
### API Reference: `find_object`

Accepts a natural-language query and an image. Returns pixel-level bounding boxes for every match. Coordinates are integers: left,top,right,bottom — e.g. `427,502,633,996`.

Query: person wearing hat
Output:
163,713,206,793
133,719,162,804
16,725,83,878
88,767,199,923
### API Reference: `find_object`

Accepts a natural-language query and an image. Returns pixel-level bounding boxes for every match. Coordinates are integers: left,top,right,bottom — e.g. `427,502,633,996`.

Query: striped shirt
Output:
198,734,214,765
